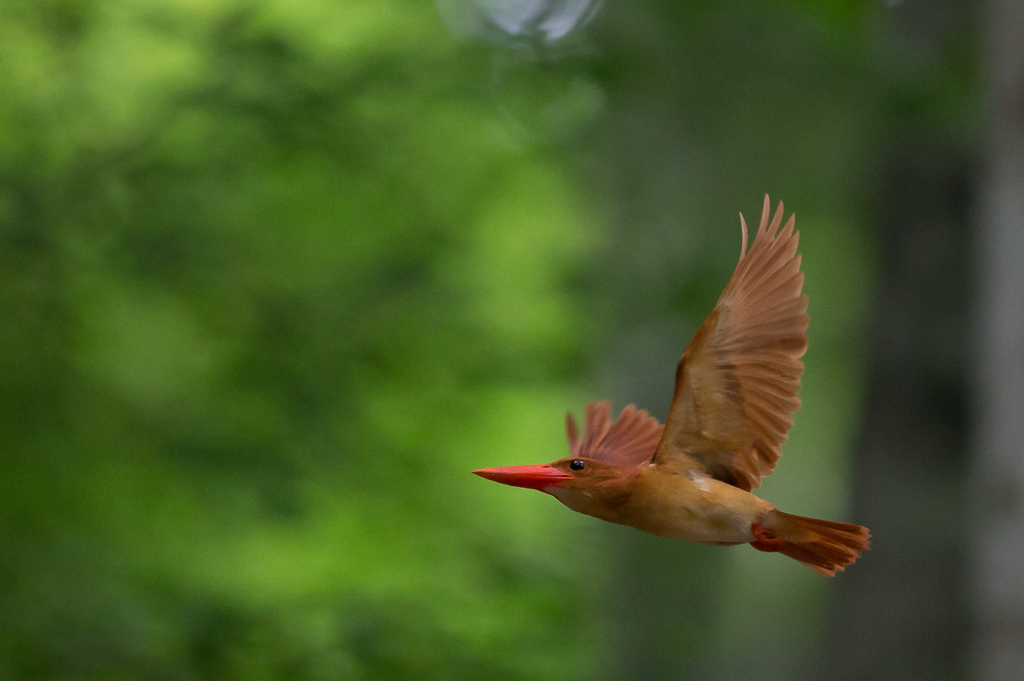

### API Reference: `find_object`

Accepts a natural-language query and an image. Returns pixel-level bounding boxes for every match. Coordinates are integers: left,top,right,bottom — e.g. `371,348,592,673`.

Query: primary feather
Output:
654,196,808,491
566,401,664,468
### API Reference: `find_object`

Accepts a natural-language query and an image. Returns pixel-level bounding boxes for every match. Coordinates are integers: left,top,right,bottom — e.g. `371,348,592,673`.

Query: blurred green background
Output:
0,1,999,680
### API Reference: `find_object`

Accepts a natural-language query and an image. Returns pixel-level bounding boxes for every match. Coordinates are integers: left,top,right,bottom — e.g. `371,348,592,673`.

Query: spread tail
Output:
754,510,870,576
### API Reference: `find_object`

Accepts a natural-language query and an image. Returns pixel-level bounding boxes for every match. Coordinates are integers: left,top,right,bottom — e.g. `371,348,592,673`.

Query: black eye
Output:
569,459,585,471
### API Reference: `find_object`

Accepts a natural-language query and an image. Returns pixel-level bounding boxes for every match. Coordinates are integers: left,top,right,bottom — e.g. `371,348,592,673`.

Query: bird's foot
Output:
750,521,786,552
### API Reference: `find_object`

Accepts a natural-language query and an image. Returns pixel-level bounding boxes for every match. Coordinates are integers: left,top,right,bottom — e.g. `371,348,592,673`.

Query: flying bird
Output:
474,196,869,575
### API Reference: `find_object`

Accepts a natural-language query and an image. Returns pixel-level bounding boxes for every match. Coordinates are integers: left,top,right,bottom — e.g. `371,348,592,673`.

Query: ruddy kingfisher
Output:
474,196,869,575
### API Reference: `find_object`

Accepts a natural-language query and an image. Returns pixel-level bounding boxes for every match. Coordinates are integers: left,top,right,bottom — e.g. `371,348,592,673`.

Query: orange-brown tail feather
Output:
762,510,870,576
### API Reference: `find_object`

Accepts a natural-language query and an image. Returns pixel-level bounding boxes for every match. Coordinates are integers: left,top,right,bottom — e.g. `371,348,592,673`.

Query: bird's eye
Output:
569,459,585,471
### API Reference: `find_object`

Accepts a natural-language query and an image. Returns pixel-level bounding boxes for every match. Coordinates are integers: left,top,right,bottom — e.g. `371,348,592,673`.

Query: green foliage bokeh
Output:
0,2,610,679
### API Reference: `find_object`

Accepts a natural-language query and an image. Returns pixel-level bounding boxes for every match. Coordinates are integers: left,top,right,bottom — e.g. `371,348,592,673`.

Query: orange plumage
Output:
474,196,870,576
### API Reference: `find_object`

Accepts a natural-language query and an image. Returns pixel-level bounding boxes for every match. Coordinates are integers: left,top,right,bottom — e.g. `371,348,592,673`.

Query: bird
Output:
473,196,869,576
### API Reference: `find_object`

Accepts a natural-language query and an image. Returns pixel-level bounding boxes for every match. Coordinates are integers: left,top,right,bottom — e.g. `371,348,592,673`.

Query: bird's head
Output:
473,401,659,520
473,457,638,518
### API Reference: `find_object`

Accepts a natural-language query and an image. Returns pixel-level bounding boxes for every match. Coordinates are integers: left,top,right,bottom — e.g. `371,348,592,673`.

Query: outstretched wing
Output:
566,401,664,468
653,196,808,491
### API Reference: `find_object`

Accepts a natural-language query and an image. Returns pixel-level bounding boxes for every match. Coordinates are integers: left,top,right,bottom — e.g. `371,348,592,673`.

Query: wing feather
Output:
566,400,664,468
653,195,808,491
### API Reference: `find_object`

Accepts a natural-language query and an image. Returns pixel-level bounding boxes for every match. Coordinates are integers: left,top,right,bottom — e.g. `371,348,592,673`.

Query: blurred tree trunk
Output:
971,1,1024,680
821,2,977,680
821,144,973,681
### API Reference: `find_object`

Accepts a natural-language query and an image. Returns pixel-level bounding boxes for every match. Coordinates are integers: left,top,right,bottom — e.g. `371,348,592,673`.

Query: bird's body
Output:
548,462,769,546
474,196,870,575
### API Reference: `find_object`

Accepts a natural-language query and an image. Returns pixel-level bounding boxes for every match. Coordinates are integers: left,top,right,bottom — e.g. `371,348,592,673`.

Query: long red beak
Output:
472,464,573,491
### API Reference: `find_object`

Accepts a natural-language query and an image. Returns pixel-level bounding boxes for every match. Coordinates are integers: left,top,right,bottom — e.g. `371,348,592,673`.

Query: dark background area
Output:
1,1,1020,680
